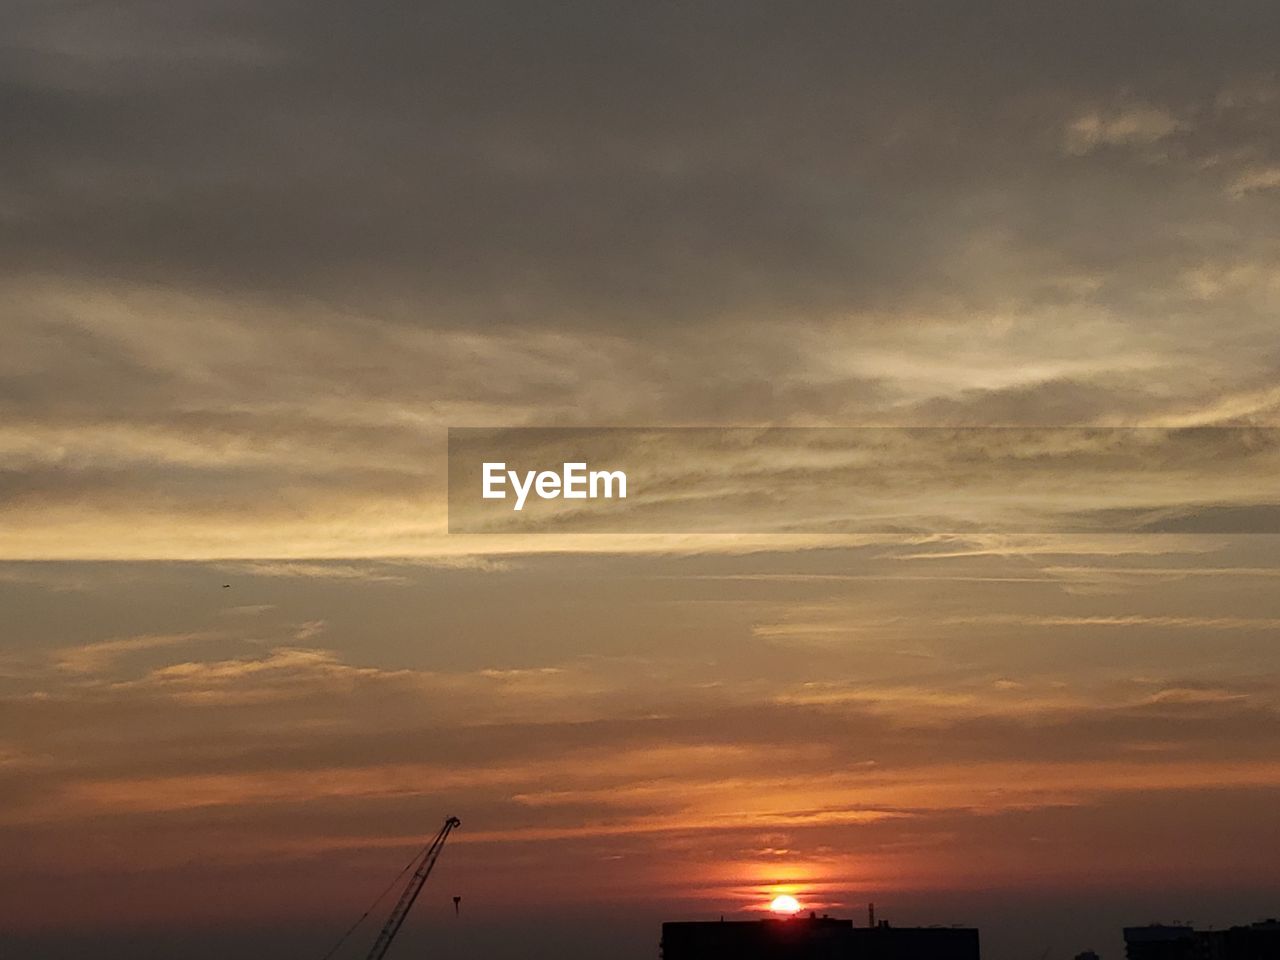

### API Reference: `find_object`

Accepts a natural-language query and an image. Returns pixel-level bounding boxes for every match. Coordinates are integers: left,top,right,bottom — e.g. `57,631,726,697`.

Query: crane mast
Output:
364,816,461,960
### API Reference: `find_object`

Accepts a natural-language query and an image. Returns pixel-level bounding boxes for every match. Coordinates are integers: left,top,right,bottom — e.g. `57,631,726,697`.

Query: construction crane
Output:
363,816,461,960
322,816,461,960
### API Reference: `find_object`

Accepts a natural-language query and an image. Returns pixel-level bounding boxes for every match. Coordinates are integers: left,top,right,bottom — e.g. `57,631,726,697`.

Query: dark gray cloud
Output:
5,3,1280,560
4,1,1280,323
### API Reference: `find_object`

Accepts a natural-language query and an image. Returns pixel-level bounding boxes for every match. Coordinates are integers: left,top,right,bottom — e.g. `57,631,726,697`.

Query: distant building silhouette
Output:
662,915,854,959
1124,926,1199,960
660,913,979,960
852,922,981,960
1124,919,1280,960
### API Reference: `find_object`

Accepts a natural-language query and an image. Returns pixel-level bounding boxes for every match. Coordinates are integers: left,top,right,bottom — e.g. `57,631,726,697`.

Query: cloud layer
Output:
5,5,1280,958
4,2,1280,556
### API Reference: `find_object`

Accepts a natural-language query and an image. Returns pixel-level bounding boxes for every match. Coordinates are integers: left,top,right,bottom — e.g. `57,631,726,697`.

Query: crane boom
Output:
364,816,460,960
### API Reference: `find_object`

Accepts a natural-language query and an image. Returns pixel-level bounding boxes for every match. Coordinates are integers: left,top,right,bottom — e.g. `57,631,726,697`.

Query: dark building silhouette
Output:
1124,925,1200,960
1206,918,1280,959
1124,919,1280,960
662,915,855,959
851,923,981,960
660,914,979,960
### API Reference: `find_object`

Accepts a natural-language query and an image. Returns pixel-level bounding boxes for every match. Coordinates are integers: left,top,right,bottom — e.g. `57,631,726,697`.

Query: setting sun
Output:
768,895,802,915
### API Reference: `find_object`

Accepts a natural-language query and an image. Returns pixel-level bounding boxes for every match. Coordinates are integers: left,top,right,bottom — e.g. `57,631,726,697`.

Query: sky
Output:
3,2,1280,959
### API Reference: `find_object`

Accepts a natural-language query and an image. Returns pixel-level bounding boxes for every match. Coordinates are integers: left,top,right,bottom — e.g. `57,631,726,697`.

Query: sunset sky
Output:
3,3,1280,959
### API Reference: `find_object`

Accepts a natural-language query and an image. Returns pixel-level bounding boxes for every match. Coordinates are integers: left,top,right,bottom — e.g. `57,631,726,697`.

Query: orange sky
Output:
4,540,1280,958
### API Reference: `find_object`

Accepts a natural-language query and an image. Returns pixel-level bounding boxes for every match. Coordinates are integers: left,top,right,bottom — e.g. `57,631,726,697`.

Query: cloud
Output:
220,603,276,617
1227,165,1280,196
0,3,1279,559
1063,103,1186,154
4,575,1280,937
218,561,411,583
53,631,218,674
5,5,1280,950
943,613,1280,629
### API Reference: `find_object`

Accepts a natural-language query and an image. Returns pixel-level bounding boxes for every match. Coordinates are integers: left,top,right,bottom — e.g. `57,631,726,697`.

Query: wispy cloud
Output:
54,631,219,675
215,561,412,583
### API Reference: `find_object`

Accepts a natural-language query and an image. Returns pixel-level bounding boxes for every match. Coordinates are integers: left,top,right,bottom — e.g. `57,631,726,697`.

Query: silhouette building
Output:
1124,919,1280,960
1124,925,1201,960
662,915,854,959
660,914,979,960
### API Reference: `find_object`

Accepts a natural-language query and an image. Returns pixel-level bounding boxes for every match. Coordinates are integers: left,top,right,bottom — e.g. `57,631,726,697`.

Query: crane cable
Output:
318,843,432,960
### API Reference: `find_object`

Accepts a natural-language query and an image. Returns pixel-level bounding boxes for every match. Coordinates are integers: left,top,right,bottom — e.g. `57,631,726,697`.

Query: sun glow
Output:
769,894,802,915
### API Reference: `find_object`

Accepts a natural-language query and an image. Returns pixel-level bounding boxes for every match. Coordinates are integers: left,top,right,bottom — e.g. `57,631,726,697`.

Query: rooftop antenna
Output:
868,903,875,928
